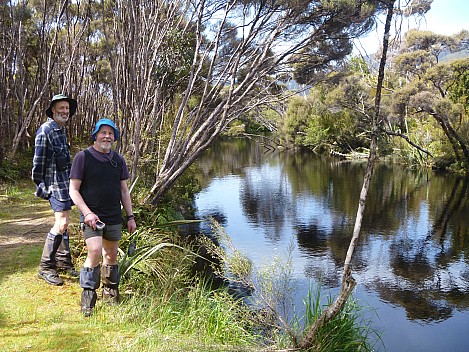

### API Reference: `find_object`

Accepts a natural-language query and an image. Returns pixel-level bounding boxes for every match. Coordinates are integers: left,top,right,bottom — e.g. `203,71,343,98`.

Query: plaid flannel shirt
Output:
32,118,71,202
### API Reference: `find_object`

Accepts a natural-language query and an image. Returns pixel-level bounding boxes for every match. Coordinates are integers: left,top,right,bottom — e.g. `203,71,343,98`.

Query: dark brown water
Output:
192,138,469,352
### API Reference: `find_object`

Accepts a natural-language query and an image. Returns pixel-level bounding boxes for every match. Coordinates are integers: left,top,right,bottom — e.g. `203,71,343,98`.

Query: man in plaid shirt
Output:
32,94,79,286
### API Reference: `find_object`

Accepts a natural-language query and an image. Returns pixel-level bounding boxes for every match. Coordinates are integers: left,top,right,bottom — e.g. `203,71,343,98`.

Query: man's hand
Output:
127,218,137,234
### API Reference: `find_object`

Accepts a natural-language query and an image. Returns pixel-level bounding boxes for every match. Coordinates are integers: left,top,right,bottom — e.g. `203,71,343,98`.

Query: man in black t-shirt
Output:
69,118,137,317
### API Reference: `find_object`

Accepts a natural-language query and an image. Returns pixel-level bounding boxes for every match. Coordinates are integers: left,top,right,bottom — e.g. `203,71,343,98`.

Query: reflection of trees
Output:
284,152,365,217
194,138,469,323
195,138,277,188
298,223,351,287
390,242,434,283
360,164,430,234
431,177,469,244
288,154,469,322
240,163,293,243
296,224,330,256
376,177,469,321
375,283,453,322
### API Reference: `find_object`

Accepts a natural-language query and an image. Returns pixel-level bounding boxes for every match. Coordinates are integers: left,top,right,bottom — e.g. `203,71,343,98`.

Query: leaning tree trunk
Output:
298,0,395,349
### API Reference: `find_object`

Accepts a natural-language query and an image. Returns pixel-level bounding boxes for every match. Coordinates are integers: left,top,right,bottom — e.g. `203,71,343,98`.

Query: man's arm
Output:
120,180,137,234
70,178,99,229
32,129,48,185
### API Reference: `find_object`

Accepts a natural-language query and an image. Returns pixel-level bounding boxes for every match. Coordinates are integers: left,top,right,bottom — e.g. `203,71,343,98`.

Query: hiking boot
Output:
38,270,64,286
58,267,79,278
101,264,120,305
81,289,97,317
102,286,119,305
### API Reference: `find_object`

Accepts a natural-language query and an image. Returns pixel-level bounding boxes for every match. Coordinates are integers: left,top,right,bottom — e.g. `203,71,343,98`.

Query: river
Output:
190,137,469,352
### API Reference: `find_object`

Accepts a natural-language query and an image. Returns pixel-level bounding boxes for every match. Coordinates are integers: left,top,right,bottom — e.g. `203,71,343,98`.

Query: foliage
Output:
1,179,380,351
225,120,247,137
389,30,469,171
389,116,442,167
202,218,379,349
278,81,370,154
279,95,315,148
447,59,469,110
131,164,201,224
296,284,381,352
291,0,378,85
117,230,193,296
0,149,34,182
0,249,260,351
276,28,469,171
1,0,385,203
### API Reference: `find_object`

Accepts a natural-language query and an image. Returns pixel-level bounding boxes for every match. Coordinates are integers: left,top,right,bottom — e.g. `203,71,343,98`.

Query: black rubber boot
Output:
81,290,97,317
101,264,120,305
38,232,63,285
80,265,101,317
56,231,79,278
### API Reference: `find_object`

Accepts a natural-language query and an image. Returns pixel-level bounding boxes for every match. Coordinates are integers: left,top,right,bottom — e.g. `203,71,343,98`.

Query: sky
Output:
354,0,469,55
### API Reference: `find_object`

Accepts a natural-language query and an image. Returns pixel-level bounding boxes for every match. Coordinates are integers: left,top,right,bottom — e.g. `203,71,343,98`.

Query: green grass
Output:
0,246,259,351
0,181,260,351
299,285,381,352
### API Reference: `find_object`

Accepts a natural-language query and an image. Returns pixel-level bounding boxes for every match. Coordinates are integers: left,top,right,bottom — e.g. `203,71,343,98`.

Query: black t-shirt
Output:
70,147,129,225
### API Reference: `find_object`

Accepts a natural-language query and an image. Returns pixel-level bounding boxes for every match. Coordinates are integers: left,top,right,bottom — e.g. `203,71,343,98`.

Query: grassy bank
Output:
0,262,257,351
0,181,260,351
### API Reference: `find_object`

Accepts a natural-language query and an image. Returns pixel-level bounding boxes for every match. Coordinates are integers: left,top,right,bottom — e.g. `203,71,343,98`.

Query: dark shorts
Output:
49,196,73,212
82,223,122,241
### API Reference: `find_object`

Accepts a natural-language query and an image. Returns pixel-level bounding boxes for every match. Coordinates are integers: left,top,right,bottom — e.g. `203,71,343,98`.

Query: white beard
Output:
55,113,69,124
98,141,112,152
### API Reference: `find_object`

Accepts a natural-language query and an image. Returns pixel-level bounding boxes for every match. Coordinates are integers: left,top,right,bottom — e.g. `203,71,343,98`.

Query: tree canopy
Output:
1,0,385,201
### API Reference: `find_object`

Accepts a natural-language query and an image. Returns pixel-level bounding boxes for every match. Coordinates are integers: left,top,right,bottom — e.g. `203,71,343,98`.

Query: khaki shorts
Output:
82,223,122,241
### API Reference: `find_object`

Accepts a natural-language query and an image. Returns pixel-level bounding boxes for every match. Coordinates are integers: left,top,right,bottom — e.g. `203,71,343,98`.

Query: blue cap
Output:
92,118,119,141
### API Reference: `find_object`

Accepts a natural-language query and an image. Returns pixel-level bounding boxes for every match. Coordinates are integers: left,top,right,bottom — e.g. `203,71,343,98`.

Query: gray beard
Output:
98,142,112,152
55,113,69,124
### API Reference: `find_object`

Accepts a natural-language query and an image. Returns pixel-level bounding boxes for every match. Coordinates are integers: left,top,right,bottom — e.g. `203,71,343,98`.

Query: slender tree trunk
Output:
298,0,396,349
10,1,68,157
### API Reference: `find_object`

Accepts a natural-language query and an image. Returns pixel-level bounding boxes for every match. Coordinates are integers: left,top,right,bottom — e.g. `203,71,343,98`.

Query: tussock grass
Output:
0,248,259,351
299,285,381,352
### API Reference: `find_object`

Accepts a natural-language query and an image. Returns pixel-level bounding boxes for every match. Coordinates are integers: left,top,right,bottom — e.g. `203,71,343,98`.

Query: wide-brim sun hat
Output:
45,94,78,118
92,118,119,141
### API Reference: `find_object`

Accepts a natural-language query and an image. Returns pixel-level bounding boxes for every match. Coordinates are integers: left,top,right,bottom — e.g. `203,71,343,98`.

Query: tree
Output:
1,1,69,158
391,29,469,170
98,0,197,183
1,0,97,158
0,0,382,194
138,0,383,204
298,0,396,347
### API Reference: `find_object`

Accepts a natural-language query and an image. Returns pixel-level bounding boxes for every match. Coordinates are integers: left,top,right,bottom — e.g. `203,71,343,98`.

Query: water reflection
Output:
192,137,469,350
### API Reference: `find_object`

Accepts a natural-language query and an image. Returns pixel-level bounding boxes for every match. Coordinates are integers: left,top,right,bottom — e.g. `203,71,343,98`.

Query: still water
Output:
191,138,469,352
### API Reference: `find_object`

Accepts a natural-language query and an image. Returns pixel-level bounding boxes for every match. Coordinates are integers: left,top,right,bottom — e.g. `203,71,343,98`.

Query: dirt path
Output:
0,181,53,250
